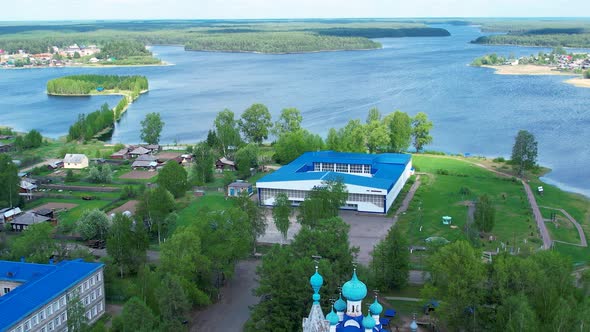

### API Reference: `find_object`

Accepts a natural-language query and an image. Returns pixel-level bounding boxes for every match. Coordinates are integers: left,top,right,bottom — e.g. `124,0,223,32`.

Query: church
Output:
302,267,418,332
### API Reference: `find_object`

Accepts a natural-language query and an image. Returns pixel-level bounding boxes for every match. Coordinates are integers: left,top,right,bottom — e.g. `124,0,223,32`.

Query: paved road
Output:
191,259,260,332
522,181,552,249
541,206,588,247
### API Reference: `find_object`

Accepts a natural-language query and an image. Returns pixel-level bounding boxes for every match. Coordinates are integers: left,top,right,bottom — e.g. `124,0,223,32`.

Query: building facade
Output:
256,151,413,213
0,259,105,332
63,154,89,169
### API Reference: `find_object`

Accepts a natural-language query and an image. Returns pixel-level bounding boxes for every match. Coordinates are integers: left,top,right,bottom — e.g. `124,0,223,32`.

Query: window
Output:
84,296,90,306
61,312,67,322
54,316,60,327
335,163,348,173
40,328,46,332
47,305,53,316
98,302,103,312
86,311,91,320
3,287,10,294
92,306,97,316
47,321,54,332
23,320,30,332
60,296,66,307
97,288,102,297
97,273,101,282
39,310,46,321
32,316,38,326
53,301,58,311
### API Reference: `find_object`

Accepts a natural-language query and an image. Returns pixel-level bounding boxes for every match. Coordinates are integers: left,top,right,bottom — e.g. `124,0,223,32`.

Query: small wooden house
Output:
216,157,236,171
227,181,253,197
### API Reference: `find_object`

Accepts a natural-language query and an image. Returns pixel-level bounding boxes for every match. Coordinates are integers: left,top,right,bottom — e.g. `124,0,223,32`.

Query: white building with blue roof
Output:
0,259,105,332
257,151,413,213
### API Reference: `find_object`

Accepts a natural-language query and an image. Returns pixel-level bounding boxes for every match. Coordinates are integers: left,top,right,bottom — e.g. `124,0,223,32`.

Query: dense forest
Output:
185,32,380,53
47,75,148,96
473,33,590,48
0,20,452,55
68,103,114,141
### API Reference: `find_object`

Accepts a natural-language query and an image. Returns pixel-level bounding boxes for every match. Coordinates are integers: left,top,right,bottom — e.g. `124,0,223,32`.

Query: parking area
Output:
339,211,395,265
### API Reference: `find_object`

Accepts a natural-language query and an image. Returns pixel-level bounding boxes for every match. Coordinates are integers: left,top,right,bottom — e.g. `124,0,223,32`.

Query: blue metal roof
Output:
257,151,411,191
0,259,103,330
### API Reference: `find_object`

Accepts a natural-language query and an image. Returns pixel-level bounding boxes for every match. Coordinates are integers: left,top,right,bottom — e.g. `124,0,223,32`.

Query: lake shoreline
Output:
184,47,381,55
0,62,173,70
481,64,590,88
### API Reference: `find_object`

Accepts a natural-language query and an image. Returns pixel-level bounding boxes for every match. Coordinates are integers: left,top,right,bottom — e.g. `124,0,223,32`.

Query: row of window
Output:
260,188,385,208
10,272,103,332
312,162,372,174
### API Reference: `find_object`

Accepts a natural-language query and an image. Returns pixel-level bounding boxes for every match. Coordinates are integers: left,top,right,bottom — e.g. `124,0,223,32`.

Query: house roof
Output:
256,151,411,191
129,147,150,155
19,180,37,191
132,160,157,168
136,154,158,162
63,154,87,164
110,148,129,156
217,157,235,166
0,259,103,330
11,212,50,226
229,182,252,188
2,208,22,219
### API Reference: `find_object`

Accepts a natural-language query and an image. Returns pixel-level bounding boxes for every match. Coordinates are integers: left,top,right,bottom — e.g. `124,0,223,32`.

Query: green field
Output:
26,197,112,227
399,155,537,252
176,191,235,227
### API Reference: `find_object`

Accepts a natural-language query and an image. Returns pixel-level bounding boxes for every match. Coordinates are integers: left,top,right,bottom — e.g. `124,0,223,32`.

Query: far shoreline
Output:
479,64,590,89
0,61,173,70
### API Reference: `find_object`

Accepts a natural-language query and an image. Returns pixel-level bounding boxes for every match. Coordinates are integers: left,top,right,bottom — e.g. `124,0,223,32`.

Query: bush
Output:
436,169,450,175
493,157,506,163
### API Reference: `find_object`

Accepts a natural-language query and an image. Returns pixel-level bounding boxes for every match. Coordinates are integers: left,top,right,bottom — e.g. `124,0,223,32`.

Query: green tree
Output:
340,119,366,152
366,107,382,124
272,192,292,243
136,186,176,244
65,169,77,183
511,130,538,177
0,154,20,207
140,112,164,145
236,191,267,246
9,223,56,263
67,292,89,332
386,111,412,153
235,143,259,179
474,194,496,232
273,107,303,136
427,240,486,330
366,119,390,153
157,160,188,198
190,142,215,185
370,225,409,290
157,274,191,327
298,178,348,227
326,127,341,151
239,103,272,144
23,129,43,149
496,293,539,332
159,226,211,305
214,109,242,157
76,209,110,241
412,112,433,152
106,213,149,278
273,129,324,164
111,297,157,332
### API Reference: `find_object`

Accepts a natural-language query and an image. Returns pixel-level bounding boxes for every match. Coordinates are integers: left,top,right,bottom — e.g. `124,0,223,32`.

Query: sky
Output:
1,0,589,21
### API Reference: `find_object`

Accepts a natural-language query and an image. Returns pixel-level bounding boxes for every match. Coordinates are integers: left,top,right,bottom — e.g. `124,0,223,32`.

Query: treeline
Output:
68,103,114,141
471,53,506,66
425,240,590,331
184,32,381,53
312,27,450,38
472,33,590,48
96,40,151,59
47,75,148,96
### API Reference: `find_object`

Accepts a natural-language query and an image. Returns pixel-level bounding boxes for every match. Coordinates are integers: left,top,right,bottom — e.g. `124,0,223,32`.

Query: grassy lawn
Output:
398,155,537,253
26,198,113,227
175,191,235,227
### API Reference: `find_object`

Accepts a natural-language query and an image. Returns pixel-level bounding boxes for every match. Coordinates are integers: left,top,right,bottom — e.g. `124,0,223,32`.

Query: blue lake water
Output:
0,24,589,197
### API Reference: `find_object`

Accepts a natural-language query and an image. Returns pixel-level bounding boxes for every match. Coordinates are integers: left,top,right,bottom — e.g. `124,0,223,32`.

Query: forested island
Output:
46,75,149,140
0,20,451,56
470,19,590,48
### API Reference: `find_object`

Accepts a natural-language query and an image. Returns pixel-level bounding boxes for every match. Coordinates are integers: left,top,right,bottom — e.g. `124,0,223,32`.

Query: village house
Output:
0,143,14,153
19,179,37,201
128,146,151,158
63,154,89,169
216,157,236,171
110,147,130,160
227,181,253,197
47,160,64,170
10,211,51,232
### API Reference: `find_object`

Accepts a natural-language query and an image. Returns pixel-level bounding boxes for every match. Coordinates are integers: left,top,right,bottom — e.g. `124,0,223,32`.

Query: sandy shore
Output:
481,64,574,76
481,64,590,89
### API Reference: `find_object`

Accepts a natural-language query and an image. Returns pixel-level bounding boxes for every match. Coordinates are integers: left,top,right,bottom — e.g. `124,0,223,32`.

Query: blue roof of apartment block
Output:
257,151,411,191
0,259,103,330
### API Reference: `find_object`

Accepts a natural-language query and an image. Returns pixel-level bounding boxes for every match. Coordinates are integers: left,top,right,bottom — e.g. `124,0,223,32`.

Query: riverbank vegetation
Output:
47,75,148,96
67,103,114,141
0,19,451,55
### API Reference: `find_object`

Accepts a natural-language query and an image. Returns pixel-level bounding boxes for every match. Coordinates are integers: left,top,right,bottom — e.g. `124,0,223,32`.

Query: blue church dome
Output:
342,269,367,301
369,297,383,315
309,267,324,292
362,314,376,329
326,308,339,326
334,294,346,312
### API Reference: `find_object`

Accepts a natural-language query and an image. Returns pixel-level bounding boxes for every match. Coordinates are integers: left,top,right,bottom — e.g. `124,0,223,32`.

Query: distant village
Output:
508,51,590,71
0,44,110,68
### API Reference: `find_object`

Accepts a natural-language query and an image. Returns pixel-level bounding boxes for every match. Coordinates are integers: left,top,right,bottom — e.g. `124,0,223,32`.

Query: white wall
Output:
385,160,413,213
